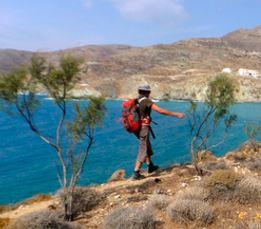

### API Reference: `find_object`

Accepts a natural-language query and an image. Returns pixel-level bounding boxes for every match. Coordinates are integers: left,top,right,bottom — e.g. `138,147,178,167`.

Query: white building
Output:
222,68,232,74
238,68,259,79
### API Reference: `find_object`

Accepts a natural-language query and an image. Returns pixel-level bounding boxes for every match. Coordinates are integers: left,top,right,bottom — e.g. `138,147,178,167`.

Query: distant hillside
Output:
0,26,261,101
0,49,33,74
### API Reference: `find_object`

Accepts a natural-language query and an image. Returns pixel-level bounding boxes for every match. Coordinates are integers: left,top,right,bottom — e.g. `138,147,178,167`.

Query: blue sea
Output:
0,98,260,205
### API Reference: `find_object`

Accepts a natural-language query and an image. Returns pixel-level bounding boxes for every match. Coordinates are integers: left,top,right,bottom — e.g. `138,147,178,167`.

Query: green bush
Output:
203,170,242,201
102,206,156,229
204,170,242,190
203,170,261,204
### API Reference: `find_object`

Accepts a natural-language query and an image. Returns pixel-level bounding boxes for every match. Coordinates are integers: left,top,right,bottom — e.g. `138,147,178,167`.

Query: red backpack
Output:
122,98,142,133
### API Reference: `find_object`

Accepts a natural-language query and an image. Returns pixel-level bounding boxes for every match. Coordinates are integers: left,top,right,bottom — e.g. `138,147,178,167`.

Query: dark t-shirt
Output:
138,97,153,118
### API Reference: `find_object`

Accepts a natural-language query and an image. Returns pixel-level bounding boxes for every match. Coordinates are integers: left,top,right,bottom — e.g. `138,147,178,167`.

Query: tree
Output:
0,56,106,221
244,123,261,151
188,74,237,175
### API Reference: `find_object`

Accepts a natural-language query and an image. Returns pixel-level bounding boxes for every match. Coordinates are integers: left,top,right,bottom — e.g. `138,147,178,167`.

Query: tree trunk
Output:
190,137,203,176
64,188,73,221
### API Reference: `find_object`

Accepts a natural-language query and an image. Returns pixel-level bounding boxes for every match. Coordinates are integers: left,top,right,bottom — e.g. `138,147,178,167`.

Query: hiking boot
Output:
148,163,159,173
132,171,145,180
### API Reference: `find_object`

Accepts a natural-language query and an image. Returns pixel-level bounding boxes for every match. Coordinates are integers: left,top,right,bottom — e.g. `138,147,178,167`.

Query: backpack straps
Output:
138,97,147,104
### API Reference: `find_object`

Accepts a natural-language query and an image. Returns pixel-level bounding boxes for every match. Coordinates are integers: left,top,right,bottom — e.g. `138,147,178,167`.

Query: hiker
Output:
132,85,185,179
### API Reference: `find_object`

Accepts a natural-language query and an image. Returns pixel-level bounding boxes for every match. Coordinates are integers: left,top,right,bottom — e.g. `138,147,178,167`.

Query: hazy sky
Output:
0,0,260,51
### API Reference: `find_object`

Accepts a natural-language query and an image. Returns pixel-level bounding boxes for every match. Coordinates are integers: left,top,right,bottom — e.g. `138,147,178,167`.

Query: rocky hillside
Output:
0,26,261,101
0,142,260,228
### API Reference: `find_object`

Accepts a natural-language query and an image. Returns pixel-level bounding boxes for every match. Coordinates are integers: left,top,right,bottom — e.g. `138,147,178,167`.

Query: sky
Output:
0,0,260,51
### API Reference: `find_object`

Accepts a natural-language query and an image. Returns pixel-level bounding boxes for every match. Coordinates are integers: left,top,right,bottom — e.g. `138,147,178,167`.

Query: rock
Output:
154,178,161,183
193,175,202,181
154,189,164,194
198,151,217,162
108,169,126,183
181,182,188,188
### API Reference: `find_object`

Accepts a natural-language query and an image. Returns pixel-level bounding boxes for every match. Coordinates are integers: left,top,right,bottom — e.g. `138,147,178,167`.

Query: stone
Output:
108,169,126,183
154,189,163,194
181,182,188,188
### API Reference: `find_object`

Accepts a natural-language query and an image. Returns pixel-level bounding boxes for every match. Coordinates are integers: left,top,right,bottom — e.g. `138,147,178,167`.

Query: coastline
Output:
0,141,260,228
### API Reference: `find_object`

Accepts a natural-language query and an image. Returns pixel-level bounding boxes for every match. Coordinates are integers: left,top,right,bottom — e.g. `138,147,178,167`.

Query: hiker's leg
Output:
146,132,153,164
136,126,150,163
134,161,142,171
146,135,159,173
133,126,149,179
146,156,152,164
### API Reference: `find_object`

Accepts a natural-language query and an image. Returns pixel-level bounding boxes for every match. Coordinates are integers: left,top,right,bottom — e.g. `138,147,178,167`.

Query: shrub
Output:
167,199,214,225
108,169,126,183
202,160,228,171
245,158,261,172
175,186,207,201
147,194,172,211
0,218,10,228
7,210,83,229
102,206,156,229
203,170,242,201
234,176,261,204
248,221,261,229
236,220,261,229
0,205,13,214
232,151,248,161
58,187,102,218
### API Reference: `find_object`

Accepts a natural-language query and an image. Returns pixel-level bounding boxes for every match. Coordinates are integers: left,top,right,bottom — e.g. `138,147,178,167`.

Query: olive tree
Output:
188,74,237,175
0,56,106,221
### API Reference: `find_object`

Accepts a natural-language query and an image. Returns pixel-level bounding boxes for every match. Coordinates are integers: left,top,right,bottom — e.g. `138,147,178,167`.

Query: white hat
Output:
138,85,151,92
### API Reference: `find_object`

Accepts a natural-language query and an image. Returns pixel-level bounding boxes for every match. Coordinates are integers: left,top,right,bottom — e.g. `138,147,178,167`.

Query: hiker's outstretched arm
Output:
151,104,185,119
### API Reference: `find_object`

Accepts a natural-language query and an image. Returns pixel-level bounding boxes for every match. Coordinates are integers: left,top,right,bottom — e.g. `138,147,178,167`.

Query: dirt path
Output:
0,198,59,220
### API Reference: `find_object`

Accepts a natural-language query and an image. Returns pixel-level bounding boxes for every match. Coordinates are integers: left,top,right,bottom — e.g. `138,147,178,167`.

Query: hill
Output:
0,26,261,101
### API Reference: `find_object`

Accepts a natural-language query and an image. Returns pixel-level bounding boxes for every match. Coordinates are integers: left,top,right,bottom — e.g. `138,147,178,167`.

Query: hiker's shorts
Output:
136,125,153,163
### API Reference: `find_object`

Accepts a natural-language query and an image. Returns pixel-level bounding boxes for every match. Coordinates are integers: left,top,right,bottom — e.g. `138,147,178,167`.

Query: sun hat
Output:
138,85,151,92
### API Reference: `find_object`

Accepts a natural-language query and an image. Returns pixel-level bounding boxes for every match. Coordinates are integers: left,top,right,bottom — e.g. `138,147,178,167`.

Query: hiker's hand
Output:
175,112,185,119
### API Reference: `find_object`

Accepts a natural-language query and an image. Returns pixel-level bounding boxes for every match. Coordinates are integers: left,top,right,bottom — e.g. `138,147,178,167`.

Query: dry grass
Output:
58,187,102,218
234,176,261,204
203,169,242,201
7,210,82,229
167,199,214,225
202,160,228,171
245,158,261,172
102,206,156,229
147,194,173,211
0,206,13,215
235,220,261,229
203,169,261,204
0,217,10,229
204,170,242,189
175,186,207,201
21,194,52,206
0,195,52,215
